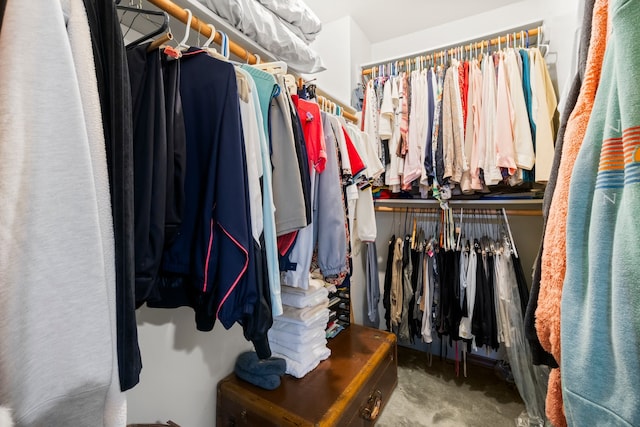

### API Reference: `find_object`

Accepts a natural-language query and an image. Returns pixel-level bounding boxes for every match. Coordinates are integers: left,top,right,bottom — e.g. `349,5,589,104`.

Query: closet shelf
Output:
144,0,358,122
360,21,543,76
375,198,543,215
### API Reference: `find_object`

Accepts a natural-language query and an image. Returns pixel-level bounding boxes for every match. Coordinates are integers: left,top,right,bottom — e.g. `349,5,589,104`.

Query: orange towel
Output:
536,0,609,426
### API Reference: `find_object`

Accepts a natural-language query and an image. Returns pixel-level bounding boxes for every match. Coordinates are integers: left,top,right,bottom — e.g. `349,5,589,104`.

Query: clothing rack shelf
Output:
361,22,543,77
374,199,542,216
145,0,358,123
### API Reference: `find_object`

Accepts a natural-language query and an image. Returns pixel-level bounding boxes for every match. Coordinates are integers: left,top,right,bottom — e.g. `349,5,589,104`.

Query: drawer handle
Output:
361,390,382,421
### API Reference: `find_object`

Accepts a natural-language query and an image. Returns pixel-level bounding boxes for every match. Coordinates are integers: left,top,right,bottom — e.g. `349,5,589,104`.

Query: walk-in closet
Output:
1,0,637,426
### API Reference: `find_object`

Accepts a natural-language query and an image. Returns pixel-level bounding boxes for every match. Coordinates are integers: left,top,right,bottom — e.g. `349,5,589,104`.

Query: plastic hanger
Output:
203,23,217,48
253,60,288,75
283,74,297,96
202,24,229,62
537,26,550,56
176,9,193,51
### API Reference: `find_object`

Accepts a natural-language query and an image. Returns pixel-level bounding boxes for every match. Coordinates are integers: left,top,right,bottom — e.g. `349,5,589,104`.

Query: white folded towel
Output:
271,316,328,335
268,326,325,344
276,303,329,326
269,334,327,354
270,340,328,365
280,281,329,308
273,346,331,378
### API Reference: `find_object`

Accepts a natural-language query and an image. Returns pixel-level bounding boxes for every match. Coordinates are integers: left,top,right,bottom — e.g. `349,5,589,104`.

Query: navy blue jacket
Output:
160,50,259,339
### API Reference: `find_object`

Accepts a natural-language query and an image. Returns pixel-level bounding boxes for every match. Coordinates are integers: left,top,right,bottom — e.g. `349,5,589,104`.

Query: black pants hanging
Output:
383,235,395,331
127,44,169,307
82,0,140,391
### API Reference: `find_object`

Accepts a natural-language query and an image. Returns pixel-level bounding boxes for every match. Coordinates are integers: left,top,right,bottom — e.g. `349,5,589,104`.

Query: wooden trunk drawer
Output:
216,324,398,427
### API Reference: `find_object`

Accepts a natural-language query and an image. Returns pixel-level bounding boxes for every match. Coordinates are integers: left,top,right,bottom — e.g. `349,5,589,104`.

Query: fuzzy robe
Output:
0,0,124,424
562,0,640,423
536,0,608,425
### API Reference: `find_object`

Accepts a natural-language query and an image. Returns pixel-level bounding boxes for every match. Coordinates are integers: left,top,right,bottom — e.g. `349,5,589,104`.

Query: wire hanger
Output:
118,2,170,47
501,208,519,258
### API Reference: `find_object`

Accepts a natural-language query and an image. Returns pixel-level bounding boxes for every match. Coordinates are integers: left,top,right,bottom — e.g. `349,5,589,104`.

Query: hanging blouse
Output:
530,47,558,182
404,70,427,185
494,51,518,176
505,48,535,171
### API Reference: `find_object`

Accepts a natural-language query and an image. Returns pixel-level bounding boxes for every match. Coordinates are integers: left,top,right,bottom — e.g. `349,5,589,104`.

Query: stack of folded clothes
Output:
268,280,331,378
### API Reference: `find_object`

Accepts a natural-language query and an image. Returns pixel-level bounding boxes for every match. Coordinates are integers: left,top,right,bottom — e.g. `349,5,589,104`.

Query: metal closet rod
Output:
374,206,542,217
145,0,358,123
362,25,542,76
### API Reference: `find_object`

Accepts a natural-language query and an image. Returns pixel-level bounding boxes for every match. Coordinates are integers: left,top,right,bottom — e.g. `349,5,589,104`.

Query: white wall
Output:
309,16,353,104
308,16,372,106
369,0,581,98
349,18,372,94
126,307,252,426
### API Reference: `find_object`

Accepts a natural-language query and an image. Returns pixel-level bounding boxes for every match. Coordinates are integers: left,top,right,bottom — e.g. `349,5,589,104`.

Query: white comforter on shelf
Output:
196,0,326,73
256,0,321,43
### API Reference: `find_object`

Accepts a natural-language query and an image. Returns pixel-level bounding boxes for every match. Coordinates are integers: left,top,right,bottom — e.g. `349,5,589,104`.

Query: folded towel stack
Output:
269,281,331,378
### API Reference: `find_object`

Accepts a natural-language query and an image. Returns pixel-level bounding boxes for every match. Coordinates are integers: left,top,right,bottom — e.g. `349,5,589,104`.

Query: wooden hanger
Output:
147,31,172,52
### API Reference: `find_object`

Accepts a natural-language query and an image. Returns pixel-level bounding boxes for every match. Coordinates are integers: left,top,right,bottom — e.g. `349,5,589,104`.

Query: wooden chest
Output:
216,324,397,426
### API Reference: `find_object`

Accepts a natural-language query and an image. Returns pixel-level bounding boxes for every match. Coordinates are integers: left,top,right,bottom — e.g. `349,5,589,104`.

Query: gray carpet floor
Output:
377,346,525,427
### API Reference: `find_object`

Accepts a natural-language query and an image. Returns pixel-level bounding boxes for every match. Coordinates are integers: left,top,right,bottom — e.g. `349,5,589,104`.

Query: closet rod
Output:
374,206,542,217
362,26,541,76
145,0,358,124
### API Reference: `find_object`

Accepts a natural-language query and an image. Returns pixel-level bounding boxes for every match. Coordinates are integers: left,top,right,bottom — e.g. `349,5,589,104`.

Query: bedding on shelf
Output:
196,0,326,73
256,0,322,43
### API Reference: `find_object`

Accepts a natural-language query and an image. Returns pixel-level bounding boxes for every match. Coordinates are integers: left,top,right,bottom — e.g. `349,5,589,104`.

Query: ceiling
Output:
302,0,522,44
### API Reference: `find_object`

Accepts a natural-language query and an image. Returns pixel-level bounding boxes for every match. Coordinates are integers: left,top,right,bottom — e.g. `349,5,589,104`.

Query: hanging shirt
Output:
237,74,264,243
346,124,382,244
294,96,327,173
494,51,518,176
387,77,403,192
378,78,394,141
479,54,502,186
238,67,282,317
420,248,434,343
460,60,469,131
442,62,466,183
127,45,169,307
458,249,477,340
519,49,536,183
241,65,277,147
468,59,484,191
424,68,437,183
281,96,327,289
363,79,381,159
530,48,558,182
161,50,256,335
505,48,535,171
404,70,427,185
399,72,410,162
452,60,469,187
433,66,445,186
390,237,404,329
